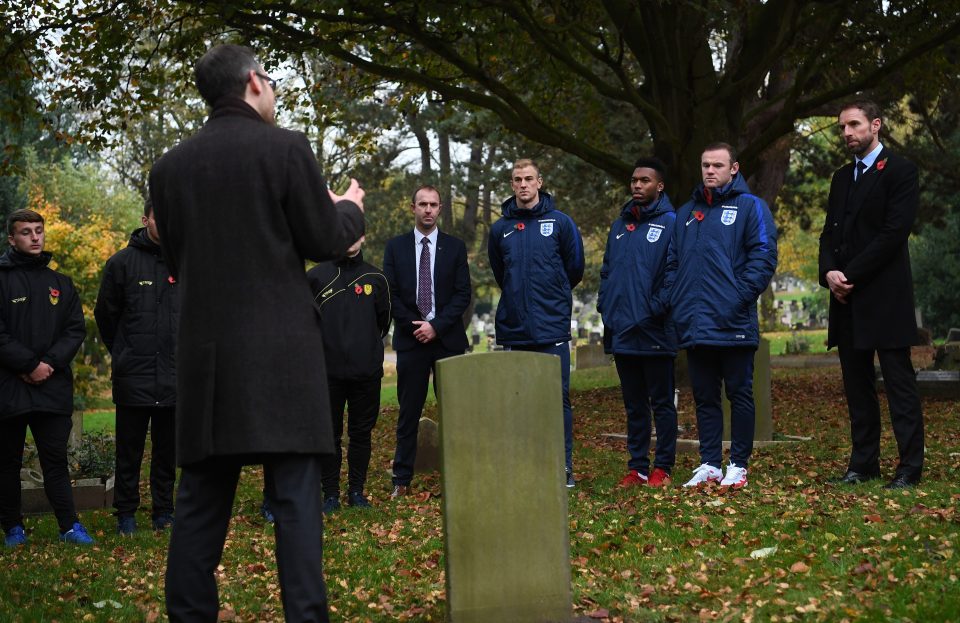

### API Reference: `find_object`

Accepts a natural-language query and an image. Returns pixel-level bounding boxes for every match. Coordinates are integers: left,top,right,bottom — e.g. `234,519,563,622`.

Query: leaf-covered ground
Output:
1,364,958,622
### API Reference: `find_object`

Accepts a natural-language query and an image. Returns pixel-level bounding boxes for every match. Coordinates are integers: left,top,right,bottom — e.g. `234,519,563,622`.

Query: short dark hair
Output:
633,157,667,180
143,196,153,218
7,209,44,235
702,142,738,164
839,98,882,124
411,185,443,206
195,44,260,106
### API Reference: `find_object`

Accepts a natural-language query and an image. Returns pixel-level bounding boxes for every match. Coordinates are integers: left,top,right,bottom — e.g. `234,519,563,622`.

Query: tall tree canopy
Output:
5,0,960,205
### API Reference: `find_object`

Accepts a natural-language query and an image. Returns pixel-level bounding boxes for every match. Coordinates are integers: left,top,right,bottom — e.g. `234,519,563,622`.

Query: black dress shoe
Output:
883,474,919,490
831,470,881,485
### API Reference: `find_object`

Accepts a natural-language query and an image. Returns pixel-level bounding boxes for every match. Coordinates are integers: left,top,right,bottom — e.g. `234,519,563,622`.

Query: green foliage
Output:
68,431,115,480
911,211,960,338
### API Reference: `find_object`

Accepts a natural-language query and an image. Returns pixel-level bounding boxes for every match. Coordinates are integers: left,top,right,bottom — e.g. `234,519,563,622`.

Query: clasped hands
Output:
826,270,854,304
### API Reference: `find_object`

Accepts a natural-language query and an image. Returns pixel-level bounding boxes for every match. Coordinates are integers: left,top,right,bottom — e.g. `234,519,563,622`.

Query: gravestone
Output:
722,337,773,442
575,343,608,370
414,417,440,473
437,352,571,623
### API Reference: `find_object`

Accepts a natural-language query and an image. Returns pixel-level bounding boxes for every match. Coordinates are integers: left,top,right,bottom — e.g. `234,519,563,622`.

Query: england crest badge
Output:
721,208,738,225
646,226,662,242
540,222,554,236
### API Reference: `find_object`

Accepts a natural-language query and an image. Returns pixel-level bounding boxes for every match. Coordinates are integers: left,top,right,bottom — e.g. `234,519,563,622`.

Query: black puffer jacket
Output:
0,249,86,418
94,228,179,407
307,251,390,380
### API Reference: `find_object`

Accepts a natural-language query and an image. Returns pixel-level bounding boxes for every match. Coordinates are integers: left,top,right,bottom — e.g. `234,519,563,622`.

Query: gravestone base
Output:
21,476,114,515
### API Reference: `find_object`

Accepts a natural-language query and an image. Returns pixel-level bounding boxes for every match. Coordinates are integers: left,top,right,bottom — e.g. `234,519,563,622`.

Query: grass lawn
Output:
764,330,829,356
3,363,958,622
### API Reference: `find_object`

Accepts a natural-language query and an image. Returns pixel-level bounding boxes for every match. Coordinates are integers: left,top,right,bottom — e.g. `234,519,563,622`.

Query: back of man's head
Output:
195,44,260,106
7,209,43,236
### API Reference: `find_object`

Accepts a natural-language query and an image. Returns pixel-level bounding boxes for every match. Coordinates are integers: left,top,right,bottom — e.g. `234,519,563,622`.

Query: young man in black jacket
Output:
0,209,92,546
307,236,390,511
95,198,179,534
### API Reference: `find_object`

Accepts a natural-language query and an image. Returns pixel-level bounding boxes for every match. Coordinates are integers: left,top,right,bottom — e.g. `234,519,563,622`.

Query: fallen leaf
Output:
790,562,810,573
750,546,778,559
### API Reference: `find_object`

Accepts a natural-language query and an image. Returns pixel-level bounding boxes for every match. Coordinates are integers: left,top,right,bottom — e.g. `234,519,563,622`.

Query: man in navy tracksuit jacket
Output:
664,143,777,489
488,159,584,487
598,158,678,488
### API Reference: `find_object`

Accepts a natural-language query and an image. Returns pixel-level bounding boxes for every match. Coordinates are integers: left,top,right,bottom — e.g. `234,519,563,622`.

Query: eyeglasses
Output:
254,72,277,90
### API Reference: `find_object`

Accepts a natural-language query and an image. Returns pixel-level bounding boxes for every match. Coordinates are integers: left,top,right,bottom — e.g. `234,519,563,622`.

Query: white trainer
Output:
682,463,722,487
720,463,748,488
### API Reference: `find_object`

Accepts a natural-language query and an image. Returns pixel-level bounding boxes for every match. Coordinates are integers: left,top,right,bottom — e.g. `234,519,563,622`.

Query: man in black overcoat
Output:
818,99,924,489
382,185,471,498
149,44,365,621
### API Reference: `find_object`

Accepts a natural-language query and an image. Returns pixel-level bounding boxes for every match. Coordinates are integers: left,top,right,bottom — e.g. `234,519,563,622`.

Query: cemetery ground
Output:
2,357,959,622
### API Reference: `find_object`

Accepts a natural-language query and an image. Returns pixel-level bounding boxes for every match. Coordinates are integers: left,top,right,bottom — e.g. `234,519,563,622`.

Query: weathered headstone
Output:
575,343,609,370
722,337,772,442
437,352,571,623
413,417,440,473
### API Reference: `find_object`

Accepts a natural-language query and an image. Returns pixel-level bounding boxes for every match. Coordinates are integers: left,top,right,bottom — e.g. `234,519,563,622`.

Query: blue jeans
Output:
509,342,573,471
686,346,756,468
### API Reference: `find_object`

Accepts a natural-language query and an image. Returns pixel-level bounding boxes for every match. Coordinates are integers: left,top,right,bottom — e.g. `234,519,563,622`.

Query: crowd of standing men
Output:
0,39,926,623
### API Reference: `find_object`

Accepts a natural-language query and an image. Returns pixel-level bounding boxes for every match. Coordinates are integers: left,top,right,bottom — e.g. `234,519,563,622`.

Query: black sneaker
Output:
117,515,137,536
152,514,174,531
347,491,371,508
565,468,576,489
260,501,275,523
322,496,340,514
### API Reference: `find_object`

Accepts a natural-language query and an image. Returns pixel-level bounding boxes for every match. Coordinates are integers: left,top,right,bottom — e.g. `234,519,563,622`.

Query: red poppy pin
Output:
49,287,60,306
625,223,636,232
694,211,705,221
167,275,176,284
876,158,887,171
354,284,363,295
515,222,525,231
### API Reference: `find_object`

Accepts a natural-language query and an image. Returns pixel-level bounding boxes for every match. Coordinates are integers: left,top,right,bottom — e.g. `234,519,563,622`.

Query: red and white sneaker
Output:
647,467,672,487
682,463,722,488
618,470,648,487
720,463,748,489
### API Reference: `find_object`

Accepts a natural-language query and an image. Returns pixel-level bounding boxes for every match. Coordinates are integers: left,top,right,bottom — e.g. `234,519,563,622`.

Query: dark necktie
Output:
855,160,866,182
417,238,432,319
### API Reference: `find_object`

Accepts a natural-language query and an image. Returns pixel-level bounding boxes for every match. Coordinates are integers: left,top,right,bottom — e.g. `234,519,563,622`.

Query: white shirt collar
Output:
857,142,884,170
414,228,438,246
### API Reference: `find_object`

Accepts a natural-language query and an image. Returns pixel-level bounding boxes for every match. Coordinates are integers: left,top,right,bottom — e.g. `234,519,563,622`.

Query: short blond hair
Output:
512,158,541,177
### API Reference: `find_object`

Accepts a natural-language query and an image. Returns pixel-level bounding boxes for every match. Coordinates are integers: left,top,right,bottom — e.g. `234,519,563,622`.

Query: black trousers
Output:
392,341,461,486
166,454,329,623
114,405,176,518
835,310,924,479
320,377,381,498
0,412,78,533
614,354,678,475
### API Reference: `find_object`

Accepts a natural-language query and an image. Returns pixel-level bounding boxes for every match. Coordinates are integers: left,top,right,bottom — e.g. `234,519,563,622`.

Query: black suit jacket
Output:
818,148,920,350
382,230,471,353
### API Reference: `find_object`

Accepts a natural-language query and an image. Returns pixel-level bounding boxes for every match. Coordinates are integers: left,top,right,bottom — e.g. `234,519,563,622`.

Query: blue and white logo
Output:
721,209,738,225
646,227,662,242
540,222,554,236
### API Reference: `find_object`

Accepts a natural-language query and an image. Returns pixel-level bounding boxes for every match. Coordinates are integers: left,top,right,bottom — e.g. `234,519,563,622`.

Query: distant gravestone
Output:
414,417,440,473
437,352,572,623
947,328,960,343
722,337,773,442
575,343,608,370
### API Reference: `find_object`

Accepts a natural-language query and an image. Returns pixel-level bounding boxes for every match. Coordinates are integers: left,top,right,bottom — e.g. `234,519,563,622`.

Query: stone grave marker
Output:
575,343,609,370
722,337,773,442
436,351,572,623
414,417,440,473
